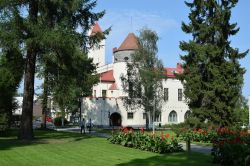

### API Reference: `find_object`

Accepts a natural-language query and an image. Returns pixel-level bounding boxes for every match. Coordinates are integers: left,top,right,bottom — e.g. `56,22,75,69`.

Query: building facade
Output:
82,23,190,128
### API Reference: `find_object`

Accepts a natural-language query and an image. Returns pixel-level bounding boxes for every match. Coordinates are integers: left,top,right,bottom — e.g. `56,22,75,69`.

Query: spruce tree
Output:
179,0,248,127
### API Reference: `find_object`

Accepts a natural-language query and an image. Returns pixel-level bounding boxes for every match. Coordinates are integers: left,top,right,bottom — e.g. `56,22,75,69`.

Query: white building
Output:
82,23,190,128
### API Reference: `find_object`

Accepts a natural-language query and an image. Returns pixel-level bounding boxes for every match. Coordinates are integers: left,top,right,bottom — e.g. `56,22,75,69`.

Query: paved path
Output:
55,127,212,154
179,143,212,154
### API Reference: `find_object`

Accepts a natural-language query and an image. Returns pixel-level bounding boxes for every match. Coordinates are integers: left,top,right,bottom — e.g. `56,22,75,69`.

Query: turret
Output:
113,33,138,63
88,22,105,67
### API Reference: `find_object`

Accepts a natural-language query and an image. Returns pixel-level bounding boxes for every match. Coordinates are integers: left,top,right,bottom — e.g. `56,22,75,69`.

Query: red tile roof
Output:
115,33,138,52
91,22,102,35
109,83,118,90
164,63,183,78
100,70,115,82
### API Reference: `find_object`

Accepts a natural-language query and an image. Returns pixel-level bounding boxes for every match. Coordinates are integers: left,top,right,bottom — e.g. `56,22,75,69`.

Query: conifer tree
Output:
179,0,248,127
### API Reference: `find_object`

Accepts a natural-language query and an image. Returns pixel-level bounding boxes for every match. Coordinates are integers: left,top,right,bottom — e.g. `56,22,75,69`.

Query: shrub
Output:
0,113,8,134
211,128,250,166
53,117,69,126
108,129,183,154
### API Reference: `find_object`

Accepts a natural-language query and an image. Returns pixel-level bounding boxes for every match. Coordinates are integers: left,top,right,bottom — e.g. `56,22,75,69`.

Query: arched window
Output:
168,110,177,123
184,110,191,120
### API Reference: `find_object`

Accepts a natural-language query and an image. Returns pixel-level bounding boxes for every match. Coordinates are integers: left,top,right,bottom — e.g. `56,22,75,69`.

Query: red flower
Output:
140,128,144,133
218,140,225,145
235,136,241,143
123,128,129,133
198,128,203,133
165,133,170,139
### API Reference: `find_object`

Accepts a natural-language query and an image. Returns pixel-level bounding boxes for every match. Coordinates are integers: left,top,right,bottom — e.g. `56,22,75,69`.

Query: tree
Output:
233,95,249,125
121,28,165,129
179,0,248,127
0,45,24,128
49,50,98,126
0,0,106,140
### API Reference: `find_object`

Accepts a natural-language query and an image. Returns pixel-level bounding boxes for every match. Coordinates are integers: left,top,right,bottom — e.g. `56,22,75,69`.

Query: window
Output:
154,112,162,122
124,57,129,61
178,89,182,101
168,110,177,123
164,88,168,101
143,113,147,119
127,112,133,119
102,90,107,98
184,110,191,120
93,90,96,97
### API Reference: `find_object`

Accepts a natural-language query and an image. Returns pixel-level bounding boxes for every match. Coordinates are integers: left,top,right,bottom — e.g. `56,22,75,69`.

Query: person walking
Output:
80,119,85,134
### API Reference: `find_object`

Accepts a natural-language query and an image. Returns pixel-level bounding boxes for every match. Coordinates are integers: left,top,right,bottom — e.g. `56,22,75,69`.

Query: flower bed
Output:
211,128,250,166
108,128,183,154
177,127,250,166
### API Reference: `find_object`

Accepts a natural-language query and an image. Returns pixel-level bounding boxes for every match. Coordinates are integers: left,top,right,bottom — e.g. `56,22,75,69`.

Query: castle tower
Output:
112,33,138,95
112,33,138,63
88,22,105,67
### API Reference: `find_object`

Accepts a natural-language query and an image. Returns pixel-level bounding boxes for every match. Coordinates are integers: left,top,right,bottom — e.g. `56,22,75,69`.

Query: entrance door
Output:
110,112,121,126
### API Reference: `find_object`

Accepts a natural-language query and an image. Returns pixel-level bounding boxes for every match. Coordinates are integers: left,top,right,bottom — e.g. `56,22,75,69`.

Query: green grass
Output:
0,130,218,166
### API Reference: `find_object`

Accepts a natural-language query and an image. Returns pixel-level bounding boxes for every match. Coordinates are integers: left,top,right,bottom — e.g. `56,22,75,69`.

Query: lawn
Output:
0,130,218,166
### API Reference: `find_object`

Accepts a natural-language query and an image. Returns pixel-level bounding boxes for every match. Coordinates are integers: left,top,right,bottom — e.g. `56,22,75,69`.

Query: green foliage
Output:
174,125,250,166
0,48,24,127
233,96,249,125
108,130,183,154
0,0,107,138
121,28,165,128
0,113,8,133
0,130,218,166
179,0,249,126
53,117,69,127
35,1,105,121
211,128,250,166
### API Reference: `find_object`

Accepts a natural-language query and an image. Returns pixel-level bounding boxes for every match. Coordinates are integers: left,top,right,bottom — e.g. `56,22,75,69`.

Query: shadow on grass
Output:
117,152,218,166
0,129,93,151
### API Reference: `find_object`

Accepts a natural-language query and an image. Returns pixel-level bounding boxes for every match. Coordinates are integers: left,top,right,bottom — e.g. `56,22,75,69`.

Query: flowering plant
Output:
108,129,183,154
211,128,250,166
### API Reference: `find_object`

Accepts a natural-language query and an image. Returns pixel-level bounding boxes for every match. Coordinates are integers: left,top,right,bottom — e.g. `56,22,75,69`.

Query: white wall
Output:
88,39,105,67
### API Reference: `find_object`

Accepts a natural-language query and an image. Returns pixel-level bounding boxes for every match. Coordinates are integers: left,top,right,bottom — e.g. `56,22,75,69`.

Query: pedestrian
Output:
80,119,85,134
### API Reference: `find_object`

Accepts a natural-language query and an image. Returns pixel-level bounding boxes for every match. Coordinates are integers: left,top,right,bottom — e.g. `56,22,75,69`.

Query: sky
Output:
94,0,250,98
18,0,250,98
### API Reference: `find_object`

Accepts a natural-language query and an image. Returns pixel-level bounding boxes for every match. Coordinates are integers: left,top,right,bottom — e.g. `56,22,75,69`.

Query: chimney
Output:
113,47,117,53
177,63,183,72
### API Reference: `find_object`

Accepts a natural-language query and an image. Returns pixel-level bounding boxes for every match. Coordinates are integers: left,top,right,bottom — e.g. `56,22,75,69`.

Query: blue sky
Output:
18,0,249,98
95,0,250,98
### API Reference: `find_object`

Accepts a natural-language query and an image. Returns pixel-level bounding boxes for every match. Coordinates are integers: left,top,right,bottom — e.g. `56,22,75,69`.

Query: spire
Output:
91,22,102,35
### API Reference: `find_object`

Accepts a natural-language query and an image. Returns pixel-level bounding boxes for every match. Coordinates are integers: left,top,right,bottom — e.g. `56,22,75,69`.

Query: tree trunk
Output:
19,0,38,140
19,47,36,140
146,113,149,129
42,69,48,129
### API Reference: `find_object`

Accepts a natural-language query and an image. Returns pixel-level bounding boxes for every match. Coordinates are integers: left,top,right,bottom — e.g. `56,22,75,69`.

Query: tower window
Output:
164,88,168,101
124,57,129,61
178,89,182,101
